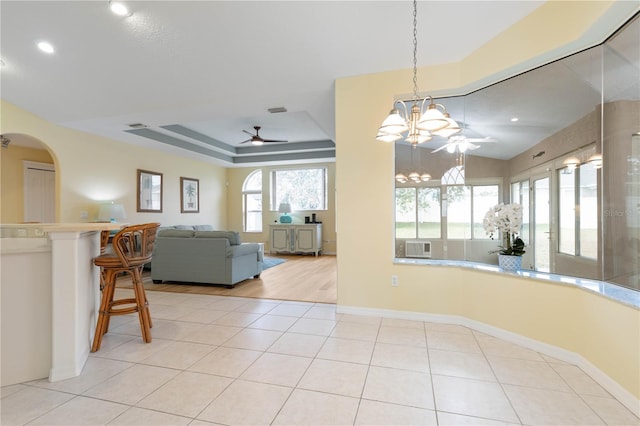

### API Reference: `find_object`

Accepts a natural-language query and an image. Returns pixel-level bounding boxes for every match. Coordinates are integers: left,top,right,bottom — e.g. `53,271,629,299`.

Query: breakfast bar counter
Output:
1,222,121,386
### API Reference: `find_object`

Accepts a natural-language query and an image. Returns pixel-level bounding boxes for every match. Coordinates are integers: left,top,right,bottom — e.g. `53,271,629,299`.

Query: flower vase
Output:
498,254,522,271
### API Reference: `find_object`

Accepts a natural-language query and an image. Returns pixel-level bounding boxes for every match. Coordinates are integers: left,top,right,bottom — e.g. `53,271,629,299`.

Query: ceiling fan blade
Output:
239,138,253,144
464,137,497,143
261,139,288,143
242,129,255,136
431,144,449,153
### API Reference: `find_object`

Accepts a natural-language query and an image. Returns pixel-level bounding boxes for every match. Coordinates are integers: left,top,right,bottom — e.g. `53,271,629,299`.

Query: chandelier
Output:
395,145,431,183
376,0,461,145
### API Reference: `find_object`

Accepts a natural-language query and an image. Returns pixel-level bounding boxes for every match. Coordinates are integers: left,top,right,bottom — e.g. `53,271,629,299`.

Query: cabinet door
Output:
296,227,315,252
271,228,290,251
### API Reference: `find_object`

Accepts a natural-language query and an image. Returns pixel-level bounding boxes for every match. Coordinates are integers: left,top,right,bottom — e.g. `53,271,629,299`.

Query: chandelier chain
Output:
412,0,418,103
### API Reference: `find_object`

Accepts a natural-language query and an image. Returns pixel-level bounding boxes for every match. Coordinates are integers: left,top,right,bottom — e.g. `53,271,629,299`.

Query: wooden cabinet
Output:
269,224,322,256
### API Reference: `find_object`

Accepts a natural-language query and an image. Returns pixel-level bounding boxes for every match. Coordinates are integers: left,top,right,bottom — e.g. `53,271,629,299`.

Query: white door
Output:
23,161,55,223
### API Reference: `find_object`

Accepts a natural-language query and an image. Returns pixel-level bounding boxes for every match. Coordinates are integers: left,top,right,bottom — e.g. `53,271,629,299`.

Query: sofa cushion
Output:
157,229,195,238
195,230,241,245
193,225,215,231
174,225,196,230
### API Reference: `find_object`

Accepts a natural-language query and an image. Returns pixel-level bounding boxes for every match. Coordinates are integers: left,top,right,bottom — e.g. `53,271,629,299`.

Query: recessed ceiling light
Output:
510,117,519,122
110,1,131,16
37,41,55,54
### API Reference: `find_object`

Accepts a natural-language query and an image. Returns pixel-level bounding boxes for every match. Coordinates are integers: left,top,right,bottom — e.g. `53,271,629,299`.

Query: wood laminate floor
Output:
124,255,337,304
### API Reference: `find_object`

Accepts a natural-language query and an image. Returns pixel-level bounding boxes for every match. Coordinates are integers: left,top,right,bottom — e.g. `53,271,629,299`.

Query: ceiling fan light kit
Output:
376,0,461,146
241,125,288,146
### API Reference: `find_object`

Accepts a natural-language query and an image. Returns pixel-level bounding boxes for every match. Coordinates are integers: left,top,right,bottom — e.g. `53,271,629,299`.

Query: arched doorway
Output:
0,133,57,223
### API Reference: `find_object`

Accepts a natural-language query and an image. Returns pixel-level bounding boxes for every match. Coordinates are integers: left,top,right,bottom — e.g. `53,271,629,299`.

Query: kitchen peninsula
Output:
1,222,121,386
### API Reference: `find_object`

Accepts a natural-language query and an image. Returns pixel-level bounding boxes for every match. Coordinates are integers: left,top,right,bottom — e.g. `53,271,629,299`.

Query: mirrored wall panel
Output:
395,13,639,290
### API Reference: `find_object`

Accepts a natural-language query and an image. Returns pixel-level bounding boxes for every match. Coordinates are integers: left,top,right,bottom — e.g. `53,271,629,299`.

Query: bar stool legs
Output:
91,266,152,352
92,222,160,352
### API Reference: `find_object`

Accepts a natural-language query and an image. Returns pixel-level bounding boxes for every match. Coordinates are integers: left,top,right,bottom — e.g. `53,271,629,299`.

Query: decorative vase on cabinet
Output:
498,254,522,272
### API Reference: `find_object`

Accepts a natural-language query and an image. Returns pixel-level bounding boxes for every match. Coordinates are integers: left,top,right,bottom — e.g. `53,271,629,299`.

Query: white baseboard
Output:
336,304,640,418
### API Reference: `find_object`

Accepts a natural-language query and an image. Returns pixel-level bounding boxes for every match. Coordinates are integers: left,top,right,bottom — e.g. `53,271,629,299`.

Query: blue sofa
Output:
150,226,263,288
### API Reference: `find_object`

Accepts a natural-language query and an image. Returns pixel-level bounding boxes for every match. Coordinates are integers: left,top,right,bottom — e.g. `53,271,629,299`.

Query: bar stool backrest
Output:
112,223,161,268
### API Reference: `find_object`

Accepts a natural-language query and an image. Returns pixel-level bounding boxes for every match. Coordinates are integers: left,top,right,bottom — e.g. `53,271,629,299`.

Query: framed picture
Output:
137,169,163,212
180,177,199,213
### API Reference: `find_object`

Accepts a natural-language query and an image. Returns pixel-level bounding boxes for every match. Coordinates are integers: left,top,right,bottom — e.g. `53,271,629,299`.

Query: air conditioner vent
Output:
405,240,432,258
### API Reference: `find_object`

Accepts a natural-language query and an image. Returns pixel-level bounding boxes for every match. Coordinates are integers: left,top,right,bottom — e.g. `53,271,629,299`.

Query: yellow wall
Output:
226,163,336,253
335,0,639,402
0,101,227,227
0,145,54,222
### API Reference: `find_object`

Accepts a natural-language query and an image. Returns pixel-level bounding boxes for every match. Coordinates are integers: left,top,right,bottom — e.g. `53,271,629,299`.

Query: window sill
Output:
394,258,640,310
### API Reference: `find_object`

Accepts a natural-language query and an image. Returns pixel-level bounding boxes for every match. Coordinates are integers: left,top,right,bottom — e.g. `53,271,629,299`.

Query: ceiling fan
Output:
432,135,496,154
240,126,288,146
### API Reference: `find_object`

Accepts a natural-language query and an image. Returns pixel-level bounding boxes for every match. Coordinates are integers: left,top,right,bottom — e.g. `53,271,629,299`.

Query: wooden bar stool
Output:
91,223,160,352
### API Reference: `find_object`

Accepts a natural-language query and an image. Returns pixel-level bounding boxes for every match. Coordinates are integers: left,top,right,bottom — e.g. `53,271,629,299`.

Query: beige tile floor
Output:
2,289,638,426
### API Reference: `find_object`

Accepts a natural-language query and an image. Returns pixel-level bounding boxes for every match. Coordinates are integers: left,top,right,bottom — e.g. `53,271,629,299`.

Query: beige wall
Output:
0,144,54,223
226,163,336,253
335,0,639,402
0,101,227,228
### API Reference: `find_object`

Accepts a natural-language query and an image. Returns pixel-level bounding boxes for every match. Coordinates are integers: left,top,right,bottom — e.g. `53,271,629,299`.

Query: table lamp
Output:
278,202,292,223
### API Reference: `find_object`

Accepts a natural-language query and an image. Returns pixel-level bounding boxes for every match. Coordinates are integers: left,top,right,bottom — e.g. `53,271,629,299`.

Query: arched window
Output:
242,170,262,232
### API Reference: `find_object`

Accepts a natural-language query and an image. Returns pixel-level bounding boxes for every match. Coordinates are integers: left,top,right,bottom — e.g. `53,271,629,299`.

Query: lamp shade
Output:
97,202,127,222
432,114,462,137
376,131,402,143
417,101,448,132
278,202,292,214
378,108,409,134
563,156,580,171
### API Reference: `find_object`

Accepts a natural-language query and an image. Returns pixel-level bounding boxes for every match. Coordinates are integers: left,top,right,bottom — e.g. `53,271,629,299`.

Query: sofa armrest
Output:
228,243,262,259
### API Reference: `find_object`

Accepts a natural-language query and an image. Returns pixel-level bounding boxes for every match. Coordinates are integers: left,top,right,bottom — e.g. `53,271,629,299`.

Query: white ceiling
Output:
0,1,636,165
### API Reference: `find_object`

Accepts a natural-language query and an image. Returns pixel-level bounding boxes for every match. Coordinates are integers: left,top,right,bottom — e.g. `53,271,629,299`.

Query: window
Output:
271,167,328,211
418,187,441,238
446,184,499,239
395,188,417,238
395,187,441,239
242,170,262,232
559,169,576,255
558,164,598,258
472,185,500,238
396,184,497,240
446,186,471,239
579,165,598,258
511,180,530,245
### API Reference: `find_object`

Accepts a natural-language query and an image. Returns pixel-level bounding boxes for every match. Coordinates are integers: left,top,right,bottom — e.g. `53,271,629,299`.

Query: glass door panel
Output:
533,177,551,272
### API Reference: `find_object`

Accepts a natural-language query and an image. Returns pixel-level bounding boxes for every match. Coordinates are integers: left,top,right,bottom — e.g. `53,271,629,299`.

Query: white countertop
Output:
1,222,122,232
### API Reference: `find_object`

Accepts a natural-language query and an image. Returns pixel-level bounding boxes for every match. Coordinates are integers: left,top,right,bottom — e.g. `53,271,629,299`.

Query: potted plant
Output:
483,203,526,271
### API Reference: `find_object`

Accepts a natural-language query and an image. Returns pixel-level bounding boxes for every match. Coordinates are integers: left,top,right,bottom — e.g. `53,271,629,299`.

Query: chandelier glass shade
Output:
396,172,431,184
376,0,460,146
